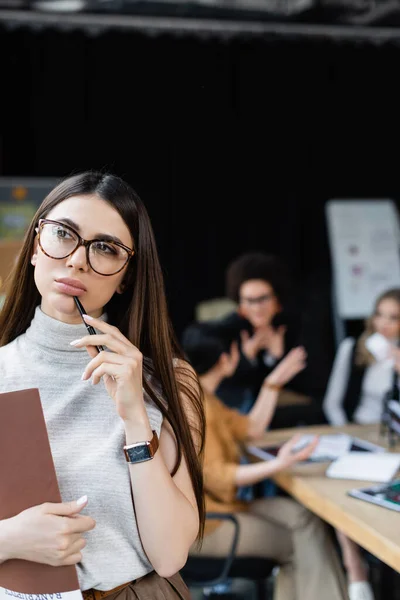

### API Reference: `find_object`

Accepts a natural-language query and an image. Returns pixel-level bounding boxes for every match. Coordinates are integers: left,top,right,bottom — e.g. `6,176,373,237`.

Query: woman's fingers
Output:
81,351,129,381
287,346,307,359
285,432,303,450
283,347,307,372
292,437,319,462
82,315,131,346
71,334,132,356
63,536,87,558
91,362,127,386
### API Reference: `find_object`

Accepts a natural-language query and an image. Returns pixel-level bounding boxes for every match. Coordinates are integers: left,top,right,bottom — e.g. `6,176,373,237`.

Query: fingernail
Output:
81,372,88,381
83,314,93,320
77,495,87,505
70,339,81,346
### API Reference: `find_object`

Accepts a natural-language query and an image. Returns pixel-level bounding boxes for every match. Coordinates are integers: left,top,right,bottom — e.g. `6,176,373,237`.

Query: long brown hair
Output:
0,171,205,540
355,287,400,367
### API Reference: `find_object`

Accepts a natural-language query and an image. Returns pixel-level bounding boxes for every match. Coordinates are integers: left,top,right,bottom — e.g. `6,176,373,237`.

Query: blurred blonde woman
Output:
323,287,400,427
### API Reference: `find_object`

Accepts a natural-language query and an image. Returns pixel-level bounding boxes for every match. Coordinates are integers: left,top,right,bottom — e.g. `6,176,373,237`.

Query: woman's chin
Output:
41,293,81,322
253,319,268,329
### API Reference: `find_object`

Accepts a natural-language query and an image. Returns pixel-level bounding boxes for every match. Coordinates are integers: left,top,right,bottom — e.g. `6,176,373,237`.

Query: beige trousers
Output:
193,497,348,600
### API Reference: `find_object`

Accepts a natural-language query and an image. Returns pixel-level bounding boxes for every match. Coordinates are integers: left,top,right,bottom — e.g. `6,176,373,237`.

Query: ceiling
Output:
2,0,400,41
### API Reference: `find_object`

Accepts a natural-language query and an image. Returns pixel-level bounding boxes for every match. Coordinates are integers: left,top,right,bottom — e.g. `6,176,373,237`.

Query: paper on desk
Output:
293,434,352,460
326,452,400,482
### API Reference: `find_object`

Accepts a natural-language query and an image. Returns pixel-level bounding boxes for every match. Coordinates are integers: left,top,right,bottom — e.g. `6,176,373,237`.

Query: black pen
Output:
73,296,105,354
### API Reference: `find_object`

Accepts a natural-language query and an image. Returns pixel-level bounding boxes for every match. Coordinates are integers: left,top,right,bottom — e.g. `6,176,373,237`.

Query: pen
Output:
73,296,105,354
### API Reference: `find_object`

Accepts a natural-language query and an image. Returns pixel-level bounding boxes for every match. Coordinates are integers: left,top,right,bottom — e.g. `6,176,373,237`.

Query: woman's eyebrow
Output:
56,217,125,245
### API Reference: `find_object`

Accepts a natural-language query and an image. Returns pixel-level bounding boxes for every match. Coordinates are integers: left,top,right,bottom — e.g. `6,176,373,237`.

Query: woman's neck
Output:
23,305,108,362
40,301,103,325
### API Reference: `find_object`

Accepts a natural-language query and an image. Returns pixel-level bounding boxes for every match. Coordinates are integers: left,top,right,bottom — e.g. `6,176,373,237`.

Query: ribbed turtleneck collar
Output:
24,306,107,363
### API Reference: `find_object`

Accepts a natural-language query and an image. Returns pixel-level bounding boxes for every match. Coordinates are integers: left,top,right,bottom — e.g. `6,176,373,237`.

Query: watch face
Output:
126,444,151,463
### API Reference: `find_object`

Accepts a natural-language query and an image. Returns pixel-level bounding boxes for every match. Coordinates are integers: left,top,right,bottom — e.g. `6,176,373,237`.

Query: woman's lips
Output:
54,279,86,296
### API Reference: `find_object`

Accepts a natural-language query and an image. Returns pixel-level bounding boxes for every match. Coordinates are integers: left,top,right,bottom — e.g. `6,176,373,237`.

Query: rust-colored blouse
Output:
203,391,251,535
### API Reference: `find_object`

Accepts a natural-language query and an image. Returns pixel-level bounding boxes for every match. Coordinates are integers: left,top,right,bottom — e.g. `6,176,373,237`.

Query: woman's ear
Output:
31,237,38,267
117,268,134,294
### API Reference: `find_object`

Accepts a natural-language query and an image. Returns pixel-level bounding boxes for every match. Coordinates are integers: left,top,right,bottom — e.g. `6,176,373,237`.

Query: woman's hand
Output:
275,433,319,470
263,325,286,359
241,325,286,362
240,328,267,361
240,326,278,361
71,315,144,423
1,497,95,566
263,346,307,389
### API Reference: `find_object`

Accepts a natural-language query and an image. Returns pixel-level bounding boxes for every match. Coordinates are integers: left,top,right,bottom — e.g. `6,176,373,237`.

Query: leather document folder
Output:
0,388,81,595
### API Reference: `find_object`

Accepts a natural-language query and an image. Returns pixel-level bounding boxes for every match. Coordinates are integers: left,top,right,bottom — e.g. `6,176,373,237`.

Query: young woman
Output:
0,171,205,599
323,288,400,427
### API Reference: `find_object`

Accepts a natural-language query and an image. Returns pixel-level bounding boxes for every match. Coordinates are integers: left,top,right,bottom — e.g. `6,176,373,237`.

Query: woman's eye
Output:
93,242,116,254
53,226,72,239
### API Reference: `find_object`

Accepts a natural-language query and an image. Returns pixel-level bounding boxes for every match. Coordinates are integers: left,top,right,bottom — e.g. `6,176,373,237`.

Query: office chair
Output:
181,512,276,599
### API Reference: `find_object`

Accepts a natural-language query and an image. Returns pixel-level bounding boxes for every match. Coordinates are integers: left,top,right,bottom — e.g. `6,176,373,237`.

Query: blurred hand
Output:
263,325,286,359
224,341,241,377
264,346,307,389
240,328,269,361
240,325,287,362
275,433,319,470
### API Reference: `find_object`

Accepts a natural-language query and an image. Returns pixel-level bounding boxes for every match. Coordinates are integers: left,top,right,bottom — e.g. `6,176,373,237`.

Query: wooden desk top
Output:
249,423,400,572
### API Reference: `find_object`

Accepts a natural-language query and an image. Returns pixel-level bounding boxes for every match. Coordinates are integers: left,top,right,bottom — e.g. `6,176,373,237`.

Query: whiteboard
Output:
326,200,400,319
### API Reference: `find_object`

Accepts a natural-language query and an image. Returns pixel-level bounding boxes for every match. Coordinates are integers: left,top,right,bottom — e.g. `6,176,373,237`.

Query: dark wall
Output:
2,24,400,392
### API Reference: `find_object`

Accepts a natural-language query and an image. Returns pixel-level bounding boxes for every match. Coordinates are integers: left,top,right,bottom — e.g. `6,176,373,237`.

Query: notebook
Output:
326,452,400,483
0,388,82,597
348,479,400,512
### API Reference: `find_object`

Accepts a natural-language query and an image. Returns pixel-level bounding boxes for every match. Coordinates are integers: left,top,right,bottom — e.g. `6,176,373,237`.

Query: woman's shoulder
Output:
0,337,20,361
333,337,356,362
0,337,23,381
340,336,356,348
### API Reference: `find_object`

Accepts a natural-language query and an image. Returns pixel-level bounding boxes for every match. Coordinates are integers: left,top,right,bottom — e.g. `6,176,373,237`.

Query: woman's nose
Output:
66,245,89,271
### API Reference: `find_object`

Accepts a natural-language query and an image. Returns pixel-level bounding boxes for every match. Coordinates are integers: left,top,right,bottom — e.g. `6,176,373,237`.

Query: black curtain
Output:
2,25,400,393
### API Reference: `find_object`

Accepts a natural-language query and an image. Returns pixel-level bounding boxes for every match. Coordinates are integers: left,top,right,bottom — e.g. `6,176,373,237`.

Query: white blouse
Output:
323,337,395,426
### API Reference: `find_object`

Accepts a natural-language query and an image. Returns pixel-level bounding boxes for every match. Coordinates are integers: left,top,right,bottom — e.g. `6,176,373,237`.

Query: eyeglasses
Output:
36,219,135,276
239,293,275,306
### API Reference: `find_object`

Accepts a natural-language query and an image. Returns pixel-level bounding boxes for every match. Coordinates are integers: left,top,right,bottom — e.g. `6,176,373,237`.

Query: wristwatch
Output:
123,430,159,464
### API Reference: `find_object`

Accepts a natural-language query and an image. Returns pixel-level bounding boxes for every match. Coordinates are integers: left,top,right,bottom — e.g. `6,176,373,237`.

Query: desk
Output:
249,423,400,572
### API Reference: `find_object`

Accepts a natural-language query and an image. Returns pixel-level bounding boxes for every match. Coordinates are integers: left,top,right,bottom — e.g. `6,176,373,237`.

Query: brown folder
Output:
0,388,80,594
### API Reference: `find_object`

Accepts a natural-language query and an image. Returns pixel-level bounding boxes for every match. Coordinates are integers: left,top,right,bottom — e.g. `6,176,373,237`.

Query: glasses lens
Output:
40,222,79,258
89,241,129,275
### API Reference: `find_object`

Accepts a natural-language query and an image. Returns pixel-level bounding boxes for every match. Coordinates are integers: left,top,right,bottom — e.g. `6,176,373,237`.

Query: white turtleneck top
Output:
0,306,163,591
